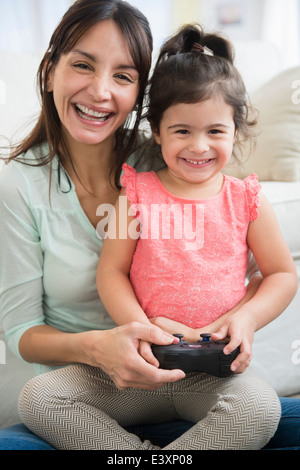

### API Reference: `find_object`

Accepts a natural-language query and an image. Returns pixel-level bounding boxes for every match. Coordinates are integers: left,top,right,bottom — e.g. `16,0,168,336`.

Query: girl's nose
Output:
189,135,210,154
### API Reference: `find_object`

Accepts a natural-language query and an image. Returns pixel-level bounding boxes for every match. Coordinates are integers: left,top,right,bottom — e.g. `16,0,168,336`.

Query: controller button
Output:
173,334,184,342
200,333,211,342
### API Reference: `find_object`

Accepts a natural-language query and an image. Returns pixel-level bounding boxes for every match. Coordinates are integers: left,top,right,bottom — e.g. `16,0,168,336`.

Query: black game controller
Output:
152,333,240,378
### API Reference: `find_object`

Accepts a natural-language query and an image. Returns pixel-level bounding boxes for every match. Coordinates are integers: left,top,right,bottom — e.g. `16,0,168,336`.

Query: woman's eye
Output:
73,63,91,71
115,73,135,83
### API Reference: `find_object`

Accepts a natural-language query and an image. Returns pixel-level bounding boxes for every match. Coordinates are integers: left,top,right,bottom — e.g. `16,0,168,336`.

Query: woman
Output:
0,0,183,387
0,0,299,450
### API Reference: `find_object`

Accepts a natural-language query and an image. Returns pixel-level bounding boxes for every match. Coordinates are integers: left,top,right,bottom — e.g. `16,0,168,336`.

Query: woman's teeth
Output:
75,104,110,121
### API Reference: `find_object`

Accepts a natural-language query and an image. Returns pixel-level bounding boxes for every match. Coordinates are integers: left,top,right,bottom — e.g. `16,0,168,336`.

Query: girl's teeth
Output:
76,104,110,121
185,159,211,165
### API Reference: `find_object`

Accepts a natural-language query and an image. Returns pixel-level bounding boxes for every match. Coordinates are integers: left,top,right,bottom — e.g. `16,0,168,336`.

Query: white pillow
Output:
226,66,300,181
0,51,40,143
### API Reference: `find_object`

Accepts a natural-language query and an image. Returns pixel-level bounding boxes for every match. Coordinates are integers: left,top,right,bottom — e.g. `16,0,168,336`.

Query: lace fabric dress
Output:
121,163,261,328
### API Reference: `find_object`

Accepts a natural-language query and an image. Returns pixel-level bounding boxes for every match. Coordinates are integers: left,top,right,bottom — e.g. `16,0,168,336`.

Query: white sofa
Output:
1,41,300,430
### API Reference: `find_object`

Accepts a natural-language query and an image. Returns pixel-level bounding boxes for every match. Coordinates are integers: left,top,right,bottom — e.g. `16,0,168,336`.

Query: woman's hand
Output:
138,339,160,367
79,322,185,390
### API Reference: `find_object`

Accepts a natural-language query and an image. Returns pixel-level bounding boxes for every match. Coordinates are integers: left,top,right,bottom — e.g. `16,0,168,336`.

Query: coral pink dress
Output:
121,163,261,328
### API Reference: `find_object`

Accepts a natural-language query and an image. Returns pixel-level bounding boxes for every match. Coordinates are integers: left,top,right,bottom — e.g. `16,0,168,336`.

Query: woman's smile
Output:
73,103,114,124
47,20,140,148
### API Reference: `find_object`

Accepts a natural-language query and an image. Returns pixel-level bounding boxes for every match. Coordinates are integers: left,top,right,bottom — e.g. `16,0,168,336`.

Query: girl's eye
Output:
176,129,189,135
209,129,222,135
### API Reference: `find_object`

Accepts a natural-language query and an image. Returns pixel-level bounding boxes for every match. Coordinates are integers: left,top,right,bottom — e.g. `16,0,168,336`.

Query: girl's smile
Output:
154,96,236,197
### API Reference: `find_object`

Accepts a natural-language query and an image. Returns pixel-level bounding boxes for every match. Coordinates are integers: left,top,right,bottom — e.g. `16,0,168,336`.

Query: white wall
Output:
201,0,263,40
0,0,299,66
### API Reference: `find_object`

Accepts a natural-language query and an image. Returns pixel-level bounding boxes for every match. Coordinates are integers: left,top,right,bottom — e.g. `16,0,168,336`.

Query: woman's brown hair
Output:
4,0,153,189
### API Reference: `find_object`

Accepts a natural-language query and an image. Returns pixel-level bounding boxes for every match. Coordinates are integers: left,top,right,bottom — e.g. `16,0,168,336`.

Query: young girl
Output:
96,25,297,449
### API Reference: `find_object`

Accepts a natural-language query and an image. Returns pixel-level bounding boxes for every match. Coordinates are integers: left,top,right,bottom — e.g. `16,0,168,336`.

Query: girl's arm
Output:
213,193,298,372
97,190,162,366
97,190,150,327
151,193,298,374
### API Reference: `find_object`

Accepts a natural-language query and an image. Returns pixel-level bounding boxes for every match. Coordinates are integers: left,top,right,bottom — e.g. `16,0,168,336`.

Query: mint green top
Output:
0,137,156,374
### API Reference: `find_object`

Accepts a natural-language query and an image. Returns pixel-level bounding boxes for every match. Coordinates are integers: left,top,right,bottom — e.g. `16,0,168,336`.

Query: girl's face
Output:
153,96,236,188
47,19,140,149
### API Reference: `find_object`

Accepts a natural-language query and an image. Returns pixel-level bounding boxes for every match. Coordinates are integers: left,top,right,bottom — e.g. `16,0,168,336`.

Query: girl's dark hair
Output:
147,24,257,162
4,0,153,189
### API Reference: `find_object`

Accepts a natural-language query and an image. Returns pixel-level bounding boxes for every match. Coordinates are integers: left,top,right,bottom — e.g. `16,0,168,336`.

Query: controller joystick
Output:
173,334,184,342
200,333,211,342
152,333,239,378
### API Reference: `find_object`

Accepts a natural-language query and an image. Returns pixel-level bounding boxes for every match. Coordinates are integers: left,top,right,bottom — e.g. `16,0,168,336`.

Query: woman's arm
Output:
19,323,185,390
0,165,184,390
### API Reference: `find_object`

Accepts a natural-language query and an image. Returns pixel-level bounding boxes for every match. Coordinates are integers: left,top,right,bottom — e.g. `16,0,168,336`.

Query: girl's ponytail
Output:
157,24,234,64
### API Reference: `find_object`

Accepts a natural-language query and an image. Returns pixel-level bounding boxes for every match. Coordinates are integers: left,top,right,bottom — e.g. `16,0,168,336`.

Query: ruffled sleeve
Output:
244,173,261,222
121,163,139,218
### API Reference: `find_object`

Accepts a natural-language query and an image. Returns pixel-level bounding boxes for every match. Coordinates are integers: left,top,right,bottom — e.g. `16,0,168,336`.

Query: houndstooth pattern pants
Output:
18,364,281,450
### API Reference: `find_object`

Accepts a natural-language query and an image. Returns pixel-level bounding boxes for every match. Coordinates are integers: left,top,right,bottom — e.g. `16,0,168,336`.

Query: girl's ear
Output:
234,128,238,143
149,121,161,145
153,131,161,146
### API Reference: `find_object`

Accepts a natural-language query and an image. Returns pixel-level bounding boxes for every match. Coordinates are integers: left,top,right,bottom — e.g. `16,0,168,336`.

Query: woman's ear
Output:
43,58,54,92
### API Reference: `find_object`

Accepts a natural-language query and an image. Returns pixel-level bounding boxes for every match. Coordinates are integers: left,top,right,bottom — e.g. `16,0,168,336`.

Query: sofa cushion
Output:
0,331,35,429
260,181,300,259
249,181,300,396
226,66,300,181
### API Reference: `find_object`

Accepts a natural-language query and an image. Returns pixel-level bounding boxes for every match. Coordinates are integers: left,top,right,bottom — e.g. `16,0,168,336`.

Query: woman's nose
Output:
90,75,112,101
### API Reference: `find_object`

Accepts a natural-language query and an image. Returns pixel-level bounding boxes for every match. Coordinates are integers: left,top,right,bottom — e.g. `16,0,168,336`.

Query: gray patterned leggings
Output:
18,364,281,450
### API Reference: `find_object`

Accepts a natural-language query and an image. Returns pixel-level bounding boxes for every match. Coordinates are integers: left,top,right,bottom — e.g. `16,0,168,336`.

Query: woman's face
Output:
47,19,140,149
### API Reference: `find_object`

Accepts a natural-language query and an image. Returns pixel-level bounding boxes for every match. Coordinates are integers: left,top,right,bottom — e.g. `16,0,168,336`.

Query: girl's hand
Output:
211,310,256,374
149,316,202,342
